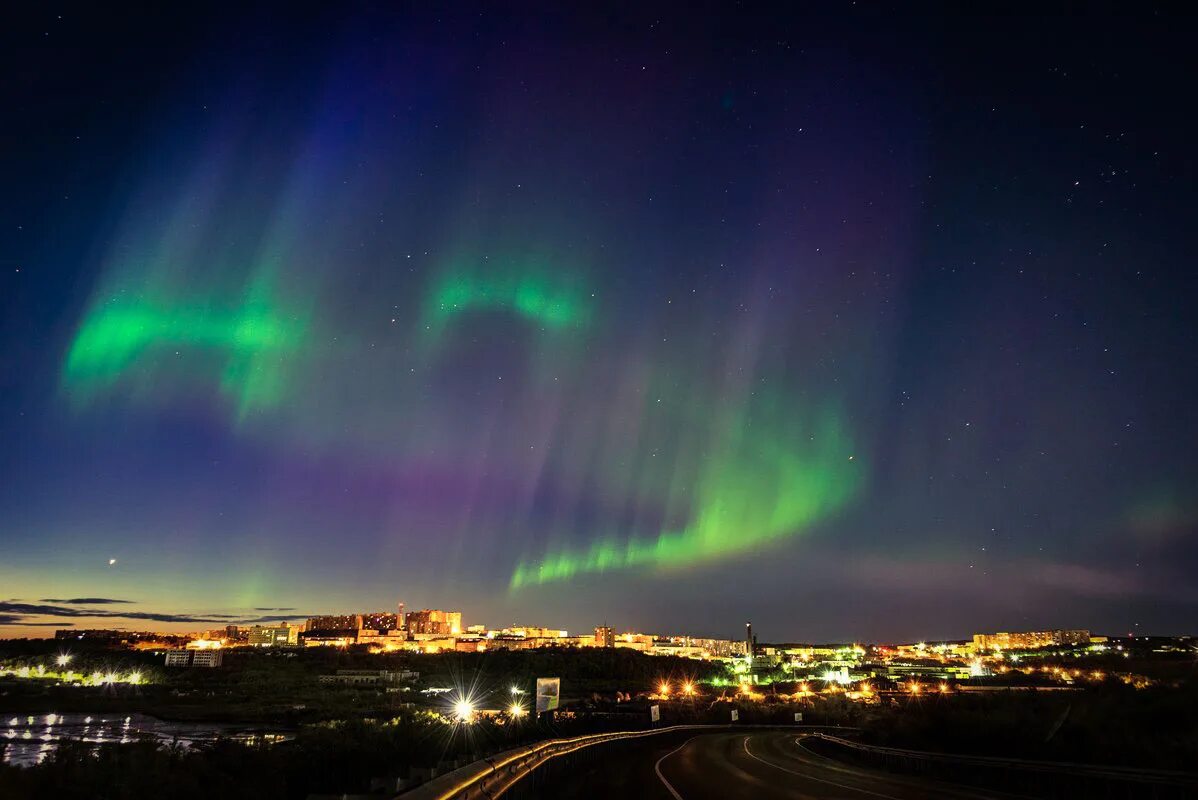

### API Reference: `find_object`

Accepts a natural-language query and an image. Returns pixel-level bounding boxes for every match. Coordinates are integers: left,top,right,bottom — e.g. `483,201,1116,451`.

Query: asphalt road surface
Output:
542,730,1019,799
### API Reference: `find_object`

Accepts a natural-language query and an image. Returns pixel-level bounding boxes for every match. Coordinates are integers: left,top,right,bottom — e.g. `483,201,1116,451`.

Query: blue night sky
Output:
1,5,1195,642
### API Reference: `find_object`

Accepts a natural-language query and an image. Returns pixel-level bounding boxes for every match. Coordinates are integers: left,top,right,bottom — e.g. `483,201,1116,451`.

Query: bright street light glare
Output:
453,699,475,722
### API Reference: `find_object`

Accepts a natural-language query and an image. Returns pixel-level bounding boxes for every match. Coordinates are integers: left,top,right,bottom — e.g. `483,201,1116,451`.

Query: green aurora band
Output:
510,403,860,588
63,288,307,420
423,269,591,332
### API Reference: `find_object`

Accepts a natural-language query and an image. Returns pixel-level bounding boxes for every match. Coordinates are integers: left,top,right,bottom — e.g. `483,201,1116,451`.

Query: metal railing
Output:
397,724,858,800
395,724,713,800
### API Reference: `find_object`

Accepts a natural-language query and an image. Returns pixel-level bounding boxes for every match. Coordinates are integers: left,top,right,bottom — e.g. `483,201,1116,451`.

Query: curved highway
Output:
545,730,1018,799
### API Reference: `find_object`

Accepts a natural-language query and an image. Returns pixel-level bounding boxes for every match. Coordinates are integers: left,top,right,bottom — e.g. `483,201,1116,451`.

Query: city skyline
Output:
2,6,1197,643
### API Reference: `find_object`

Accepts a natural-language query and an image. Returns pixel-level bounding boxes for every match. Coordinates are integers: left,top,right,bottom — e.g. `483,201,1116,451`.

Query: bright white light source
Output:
453,700,475,722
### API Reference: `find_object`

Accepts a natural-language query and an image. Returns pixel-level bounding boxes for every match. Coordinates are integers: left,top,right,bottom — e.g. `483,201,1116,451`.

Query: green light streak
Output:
511,403,859,587
424,270,590,331
63,289,306,419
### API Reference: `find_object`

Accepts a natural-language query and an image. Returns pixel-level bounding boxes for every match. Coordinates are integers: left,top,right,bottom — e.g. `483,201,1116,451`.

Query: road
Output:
543,730,1019,799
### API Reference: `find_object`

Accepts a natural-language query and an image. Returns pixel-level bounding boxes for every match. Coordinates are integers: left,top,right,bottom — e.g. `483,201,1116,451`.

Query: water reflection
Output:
2,712,291,766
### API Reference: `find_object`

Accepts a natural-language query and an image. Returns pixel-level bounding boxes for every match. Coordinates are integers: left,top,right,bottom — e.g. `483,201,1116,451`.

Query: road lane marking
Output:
655,735,704,800
793,736,1013,800
742,735,903,800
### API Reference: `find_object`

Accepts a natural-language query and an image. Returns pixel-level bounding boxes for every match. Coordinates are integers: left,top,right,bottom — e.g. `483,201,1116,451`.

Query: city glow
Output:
509,703,526,718
55,654,72,667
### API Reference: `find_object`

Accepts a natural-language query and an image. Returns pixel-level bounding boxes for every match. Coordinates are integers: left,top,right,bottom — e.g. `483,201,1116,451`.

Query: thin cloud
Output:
40,597,135,605
0,602,315,627
0,614,69,627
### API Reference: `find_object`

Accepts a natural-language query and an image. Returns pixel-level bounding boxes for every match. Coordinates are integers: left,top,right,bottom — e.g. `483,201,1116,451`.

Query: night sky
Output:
2,5,1196,643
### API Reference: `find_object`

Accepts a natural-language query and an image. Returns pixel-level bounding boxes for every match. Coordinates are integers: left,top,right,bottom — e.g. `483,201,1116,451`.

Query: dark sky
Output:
2,4,1195,643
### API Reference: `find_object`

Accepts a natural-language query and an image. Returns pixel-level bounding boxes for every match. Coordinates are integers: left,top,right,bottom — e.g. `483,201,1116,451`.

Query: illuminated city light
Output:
509,703,526,718
55,654,72,667
658,681,671,697
682,681,696,696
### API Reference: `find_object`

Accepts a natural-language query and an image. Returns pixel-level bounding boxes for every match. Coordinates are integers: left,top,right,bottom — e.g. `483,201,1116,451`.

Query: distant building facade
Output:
594,626,615,648
164,650,223,667
306,615,364,632
317,669,419,686
972,630,1090,651
405,610,461,636
247,624,299,647
361,612,401,631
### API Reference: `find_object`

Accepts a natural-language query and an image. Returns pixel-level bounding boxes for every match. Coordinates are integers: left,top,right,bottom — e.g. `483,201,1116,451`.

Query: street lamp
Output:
453,699,475,723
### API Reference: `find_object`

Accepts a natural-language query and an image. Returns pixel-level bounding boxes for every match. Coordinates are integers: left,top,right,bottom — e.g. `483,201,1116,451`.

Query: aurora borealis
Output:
2,6,1197,641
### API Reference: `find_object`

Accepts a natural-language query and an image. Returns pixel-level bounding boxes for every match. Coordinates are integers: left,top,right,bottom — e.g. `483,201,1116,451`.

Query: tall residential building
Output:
306,615,364,632
405,609,462,636
594,625,615,648
361,612,401,631
972,629,1091,651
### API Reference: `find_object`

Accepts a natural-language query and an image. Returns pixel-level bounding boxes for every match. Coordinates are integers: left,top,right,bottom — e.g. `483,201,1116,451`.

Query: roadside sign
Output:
535,677,560,713
731,709,739,722
650,704,660,723
794,712,803,723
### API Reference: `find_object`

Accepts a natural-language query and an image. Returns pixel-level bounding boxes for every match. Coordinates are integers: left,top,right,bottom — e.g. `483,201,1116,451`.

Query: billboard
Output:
650,704,660,723
731,709,739,722
535,677,560,713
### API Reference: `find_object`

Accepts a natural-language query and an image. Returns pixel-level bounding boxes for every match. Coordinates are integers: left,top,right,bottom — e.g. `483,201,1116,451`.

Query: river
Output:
2,711,292,767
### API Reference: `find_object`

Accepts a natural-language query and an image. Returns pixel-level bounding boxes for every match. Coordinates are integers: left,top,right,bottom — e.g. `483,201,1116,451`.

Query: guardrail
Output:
807,733,1198,798
396,724,713,800
397,724,857,800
